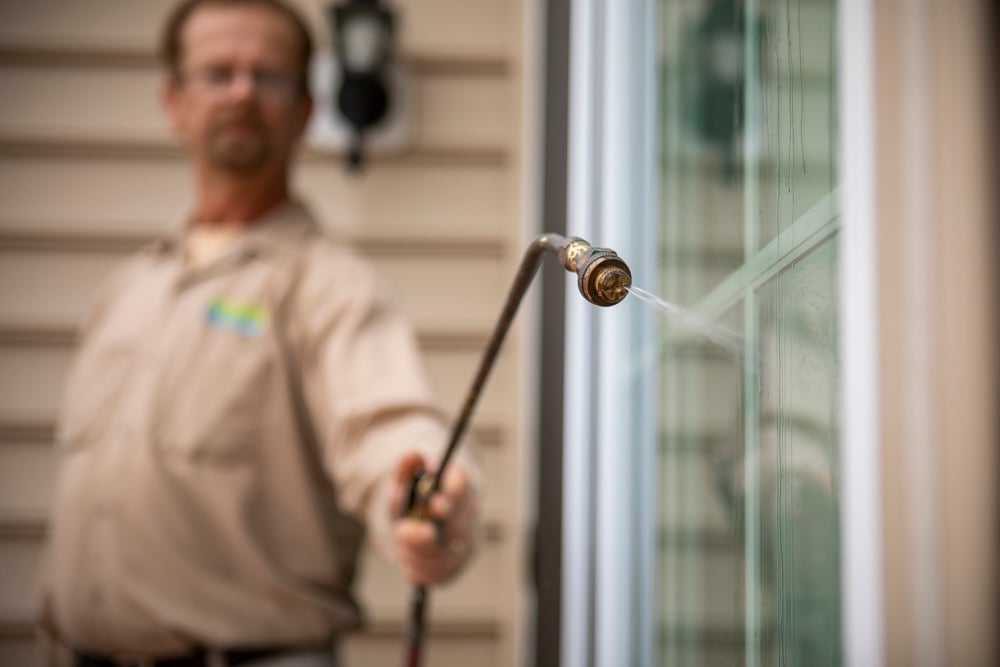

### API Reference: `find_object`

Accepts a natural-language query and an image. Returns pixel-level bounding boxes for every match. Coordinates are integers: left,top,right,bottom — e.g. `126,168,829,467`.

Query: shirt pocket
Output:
153,332,276,465
57,341,136,456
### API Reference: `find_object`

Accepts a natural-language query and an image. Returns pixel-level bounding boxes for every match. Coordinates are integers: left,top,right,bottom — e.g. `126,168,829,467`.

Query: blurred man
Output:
38,1,478,665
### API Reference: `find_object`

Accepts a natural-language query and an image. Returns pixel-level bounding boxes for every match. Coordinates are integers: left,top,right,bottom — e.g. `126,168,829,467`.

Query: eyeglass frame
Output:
175,64,308,100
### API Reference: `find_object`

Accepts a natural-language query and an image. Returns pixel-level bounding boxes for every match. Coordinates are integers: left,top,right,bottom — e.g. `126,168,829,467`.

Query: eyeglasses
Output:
180,65,302,100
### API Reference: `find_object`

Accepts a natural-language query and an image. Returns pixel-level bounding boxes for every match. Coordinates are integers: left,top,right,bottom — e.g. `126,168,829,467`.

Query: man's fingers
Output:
389,457,477,585
394,519,469,559
425,465,472,521
440,464,470,497
401,560,455,587
390,453,472,522
393,451,426,485
395,518,468,585
428,494,453,519
389,451,428,517
394,519,443,556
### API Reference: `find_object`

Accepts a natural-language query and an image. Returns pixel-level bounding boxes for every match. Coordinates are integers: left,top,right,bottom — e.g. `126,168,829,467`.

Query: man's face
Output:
162,4,312,177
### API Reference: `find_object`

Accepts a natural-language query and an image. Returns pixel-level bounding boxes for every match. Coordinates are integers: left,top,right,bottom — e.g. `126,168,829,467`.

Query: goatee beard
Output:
205,111,271,174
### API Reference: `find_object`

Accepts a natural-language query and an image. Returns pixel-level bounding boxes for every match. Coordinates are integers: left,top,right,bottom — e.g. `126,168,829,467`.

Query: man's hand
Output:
389,451,478,586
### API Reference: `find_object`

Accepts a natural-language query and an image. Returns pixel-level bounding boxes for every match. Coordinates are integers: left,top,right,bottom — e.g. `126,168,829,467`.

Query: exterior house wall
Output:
0,1,531,665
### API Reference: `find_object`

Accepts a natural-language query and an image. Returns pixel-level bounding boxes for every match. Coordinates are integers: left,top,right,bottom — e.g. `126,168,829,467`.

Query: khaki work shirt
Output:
42,202,457,655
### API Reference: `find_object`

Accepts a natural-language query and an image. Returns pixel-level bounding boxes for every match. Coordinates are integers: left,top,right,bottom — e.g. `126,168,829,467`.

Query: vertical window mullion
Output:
562,0,601,663
742,2,763,664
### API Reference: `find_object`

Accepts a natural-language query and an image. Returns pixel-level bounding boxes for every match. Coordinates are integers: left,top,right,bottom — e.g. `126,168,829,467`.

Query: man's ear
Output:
161,75,184,134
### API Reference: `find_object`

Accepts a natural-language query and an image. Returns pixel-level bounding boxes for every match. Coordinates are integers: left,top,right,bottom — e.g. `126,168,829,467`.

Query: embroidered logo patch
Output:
206,298,269,338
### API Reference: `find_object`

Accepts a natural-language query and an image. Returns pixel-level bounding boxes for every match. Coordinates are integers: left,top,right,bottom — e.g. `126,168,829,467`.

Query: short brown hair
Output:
160,0,314,95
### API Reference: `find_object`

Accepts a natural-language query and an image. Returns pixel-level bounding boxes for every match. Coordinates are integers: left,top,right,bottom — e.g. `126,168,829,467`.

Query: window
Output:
563,1,841,664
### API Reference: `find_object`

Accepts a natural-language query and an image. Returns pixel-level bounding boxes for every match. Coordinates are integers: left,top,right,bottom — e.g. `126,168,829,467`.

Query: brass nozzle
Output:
558,237,632,307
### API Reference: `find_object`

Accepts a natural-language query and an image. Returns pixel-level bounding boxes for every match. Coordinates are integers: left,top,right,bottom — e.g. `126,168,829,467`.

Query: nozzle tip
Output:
579,252,631,307
595,265,631,305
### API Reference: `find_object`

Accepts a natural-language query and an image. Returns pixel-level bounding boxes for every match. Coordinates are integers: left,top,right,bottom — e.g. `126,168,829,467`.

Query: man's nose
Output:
217,70,260,104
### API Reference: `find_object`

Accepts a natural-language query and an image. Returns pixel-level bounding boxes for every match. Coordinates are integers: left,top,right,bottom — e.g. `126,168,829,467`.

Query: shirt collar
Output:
155,199,320,260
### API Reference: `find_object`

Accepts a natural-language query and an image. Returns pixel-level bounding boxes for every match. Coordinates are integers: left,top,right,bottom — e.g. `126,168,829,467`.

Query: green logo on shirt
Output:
206,298,269,338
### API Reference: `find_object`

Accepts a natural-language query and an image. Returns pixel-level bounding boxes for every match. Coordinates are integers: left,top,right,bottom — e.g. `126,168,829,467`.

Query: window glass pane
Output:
655,0,839,664
755,0,838,248
659,305,744,665
756,238,841,665
660,0,745,303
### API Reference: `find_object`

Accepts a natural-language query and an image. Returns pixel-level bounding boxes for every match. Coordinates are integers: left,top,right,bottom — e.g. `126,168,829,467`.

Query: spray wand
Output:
400,234,632,667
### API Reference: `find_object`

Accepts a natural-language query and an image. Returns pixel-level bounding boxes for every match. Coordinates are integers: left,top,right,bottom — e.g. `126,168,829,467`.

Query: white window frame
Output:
562,0,658,666
837,0,884,665
563,0,885,664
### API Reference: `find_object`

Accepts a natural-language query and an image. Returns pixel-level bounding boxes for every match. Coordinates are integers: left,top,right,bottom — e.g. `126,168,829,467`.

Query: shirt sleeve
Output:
291,242,474,561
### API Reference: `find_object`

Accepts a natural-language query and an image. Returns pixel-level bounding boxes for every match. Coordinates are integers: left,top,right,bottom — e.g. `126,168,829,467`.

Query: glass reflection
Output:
657,0,840,664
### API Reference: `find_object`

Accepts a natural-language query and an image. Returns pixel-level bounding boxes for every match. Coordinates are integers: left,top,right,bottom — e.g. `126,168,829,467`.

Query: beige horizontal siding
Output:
0,2,526,665
342,633,500,667
0,426,509,524
0,638,39,667
0,246,509,330
0,548,504,667
0,0,512,62
0,442,56,515
0,346,68,420
0,336,514,429
0,62,512,153
0,134,506,167
0,521,506,619
0,157,512,238
0,618,502,667
0,539,38,617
